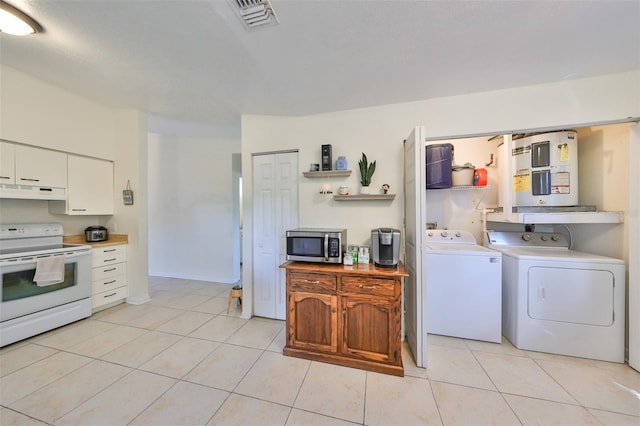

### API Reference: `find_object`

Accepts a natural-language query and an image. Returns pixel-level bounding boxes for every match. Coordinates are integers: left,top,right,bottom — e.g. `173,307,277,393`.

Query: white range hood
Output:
0,183,66,200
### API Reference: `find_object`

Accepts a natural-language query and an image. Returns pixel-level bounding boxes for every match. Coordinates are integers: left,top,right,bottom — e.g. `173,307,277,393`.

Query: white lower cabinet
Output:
92,244,127,310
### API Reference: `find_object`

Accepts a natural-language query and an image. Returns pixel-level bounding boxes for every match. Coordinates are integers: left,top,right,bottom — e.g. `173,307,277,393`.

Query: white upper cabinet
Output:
52,155,114,215
15,145,67,188
0,141,15,184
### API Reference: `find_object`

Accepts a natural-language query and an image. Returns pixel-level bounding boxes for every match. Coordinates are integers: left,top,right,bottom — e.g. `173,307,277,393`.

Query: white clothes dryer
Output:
486,231,625,363
424,230,502,343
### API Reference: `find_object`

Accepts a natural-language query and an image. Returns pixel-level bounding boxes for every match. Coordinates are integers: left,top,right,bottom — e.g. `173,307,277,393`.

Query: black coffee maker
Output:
371,228,401,267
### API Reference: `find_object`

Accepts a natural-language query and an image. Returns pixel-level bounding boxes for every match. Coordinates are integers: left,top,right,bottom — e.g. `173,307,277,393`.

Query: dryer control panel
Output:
485,231,569,248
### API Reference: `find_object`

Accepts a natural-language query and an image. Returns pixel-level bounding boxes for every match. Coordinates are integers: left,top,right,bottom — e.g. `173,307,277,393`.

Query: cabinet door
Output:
0,142,15,184
288,291,338,353
15,145,67,188
340,295,400,364
67,155,114,215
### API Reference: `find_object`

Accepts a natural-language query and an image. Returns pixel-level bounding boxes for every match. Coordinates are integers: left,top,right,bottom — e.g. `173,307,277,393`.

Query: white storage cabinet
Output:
0,141,16,184
92,244,127,310
15,145,67,188
50,155,114,215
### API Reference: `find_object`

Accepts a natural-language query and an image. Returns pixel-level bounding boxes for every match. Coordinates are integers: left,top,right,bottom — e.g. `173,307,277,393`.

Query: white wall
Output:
0,65,149,304
148,133,241,283
424,136,502,242
0,65,120,237
107,110,150,304
240,71,640,317
571,123,632,262
0,65,116,159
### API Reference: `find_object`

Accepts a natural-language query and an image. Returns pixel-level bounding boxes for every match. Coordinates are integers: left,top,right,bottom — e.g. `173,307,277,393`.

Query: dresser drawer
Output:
92,274,127,294
289,272,337,293
92,262,127,281
341,276,396,297
92,245,127,267
93,286,127,309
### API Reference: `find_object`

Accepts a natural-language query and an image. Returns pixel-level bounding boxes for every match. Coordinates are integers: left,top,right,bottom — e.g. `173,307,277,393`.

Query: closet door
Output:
253,152,298,319
404,126,426,367
629,123,640,372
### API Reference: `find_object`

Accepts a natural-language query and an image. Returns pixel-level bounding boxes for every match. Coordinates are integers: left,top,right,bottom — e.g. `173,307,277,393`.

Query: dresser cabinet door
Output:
288,291,338,353
340,294,400,364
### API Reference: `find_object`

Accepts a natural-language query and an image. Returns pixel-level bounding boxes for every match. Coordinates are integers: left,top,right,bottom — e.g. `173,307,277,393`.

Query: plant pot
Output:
360,186,371,194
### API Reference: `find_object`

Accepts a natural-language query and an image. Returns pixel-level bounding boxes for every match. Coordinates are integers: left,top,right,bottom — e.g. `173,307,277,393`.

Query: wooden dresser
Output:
281,261,408,376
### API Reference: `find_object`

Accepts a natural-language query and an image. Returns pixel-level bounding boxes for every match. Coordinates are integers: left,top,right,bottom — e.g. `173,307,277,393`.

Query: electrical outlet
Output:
111,223,117,233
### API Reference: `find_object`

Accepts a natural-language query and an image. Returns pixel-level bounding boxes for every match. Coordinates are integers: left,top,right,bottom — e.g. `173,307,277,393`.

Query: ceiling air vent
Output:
231,0,279,30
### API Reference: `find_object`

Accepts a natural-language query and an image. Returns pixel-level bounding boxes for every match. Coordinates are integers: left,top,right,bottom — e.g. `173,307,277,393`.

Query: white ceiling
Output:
1,0,639,130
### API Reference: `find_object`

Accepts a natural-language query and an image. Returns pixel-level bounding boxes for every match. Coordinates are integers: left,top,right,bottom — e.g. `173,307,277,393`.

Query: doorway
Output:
232,153,242,282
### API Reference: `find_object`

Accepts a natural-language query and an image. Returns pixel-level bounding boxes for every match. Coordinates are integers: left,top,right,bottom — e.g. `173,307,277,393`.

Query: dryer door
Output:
527,267,615,326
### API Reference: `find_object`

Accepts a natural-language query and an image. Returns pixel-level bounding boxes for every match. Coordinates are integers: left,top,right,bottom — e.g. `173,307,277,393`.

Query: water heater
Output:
512,130,578,207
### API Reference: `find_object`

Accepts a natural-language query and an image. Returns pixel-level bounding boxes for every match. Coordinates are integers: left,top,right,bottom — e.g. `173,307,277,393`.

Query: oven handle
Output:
0,249,91,266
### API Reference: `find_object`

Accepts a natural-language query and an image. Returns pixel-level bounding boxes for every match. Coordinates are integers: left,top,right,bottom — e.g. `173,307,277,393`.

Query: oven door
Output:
1,249,92,322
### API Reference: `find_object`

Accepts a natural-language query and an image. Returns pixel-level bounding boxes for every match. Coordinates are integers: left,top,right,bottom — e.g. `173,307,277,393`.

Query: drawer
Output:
92,274,127,294
341,276,396,297
92,286,127,309
92,245,127,267
289,272,336,293
92,262,127,281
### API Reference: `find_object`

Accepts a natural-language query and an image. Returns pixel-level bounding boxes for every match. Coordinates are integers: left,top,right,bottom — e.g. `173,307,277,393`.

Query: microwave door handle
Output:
324,234,329,262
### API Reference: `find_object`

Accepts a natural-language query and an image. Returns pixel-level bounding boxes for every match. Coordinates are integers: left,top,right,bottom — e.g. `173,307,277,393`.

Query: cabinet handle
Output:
358,284,377,290
71,208,87,211
103,258,117,262
103,268,116,272
20,178,40,182
104,280,116,285
0,176,11,179
304,279,321,284
104,249,116,252
104,292,118,298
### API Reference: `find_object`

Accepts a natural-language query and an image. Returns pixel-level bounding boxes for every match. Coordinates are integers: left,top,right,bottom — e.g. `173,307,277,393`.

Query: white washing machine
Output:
424,230,502,343
486,231,626,363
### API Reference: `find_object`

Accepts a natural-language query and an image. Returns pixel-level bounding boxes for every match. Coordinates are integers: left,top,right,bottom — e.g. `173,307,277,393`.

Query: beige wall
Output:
240,71,640,318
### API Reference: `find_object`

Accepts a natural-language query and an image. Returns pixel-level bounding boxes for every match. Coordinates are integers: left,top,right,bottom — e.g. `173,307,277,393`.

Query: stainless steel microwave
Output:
286,228,347,264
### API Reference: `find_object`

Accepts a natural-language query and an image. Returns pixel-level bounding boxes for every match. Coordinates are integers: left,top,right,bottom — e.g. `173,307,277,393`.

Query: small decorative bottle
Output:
336,156,347,171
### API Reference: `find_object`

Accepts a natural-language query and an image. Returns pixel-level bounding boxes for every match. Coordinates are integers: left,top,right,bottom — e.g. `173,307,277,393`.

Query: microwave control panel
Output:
329,238,340,257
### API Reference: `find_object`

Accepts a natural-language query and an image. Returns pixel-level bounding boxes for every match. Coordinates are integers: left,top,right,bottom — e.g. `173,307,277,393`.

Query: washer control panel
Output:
425,229,477,244
486,231,569,248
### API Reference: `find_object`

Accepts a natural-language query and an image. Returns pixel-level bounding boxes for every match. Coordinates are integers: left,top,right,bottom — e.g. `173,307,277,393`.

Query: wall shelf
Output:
303,170,351,178
333,194,396,201
486,211,624,224
450,185,491,191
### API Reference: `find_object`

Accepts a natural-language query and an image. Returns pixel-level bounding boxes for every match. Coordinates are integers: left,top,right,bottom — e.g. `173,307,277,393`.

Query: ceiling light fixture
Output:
231,0,279,30
0,0,43,35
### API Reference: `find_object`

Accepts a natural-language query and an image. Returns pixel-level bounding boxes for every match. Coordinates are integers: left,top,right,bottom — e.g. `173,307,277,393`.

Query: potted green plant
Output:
358,152,376,194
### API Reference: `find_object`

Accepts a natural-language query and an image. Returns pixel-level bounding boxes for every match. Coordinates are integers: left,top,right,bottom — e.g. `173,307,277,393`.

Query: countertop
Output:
280,261,408,278
63,234,128,248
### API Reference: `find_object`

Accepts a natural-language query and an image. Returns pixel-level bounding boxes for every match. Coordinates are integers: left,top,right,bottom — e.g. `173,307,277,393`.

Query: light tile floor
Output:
1,276,639,425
